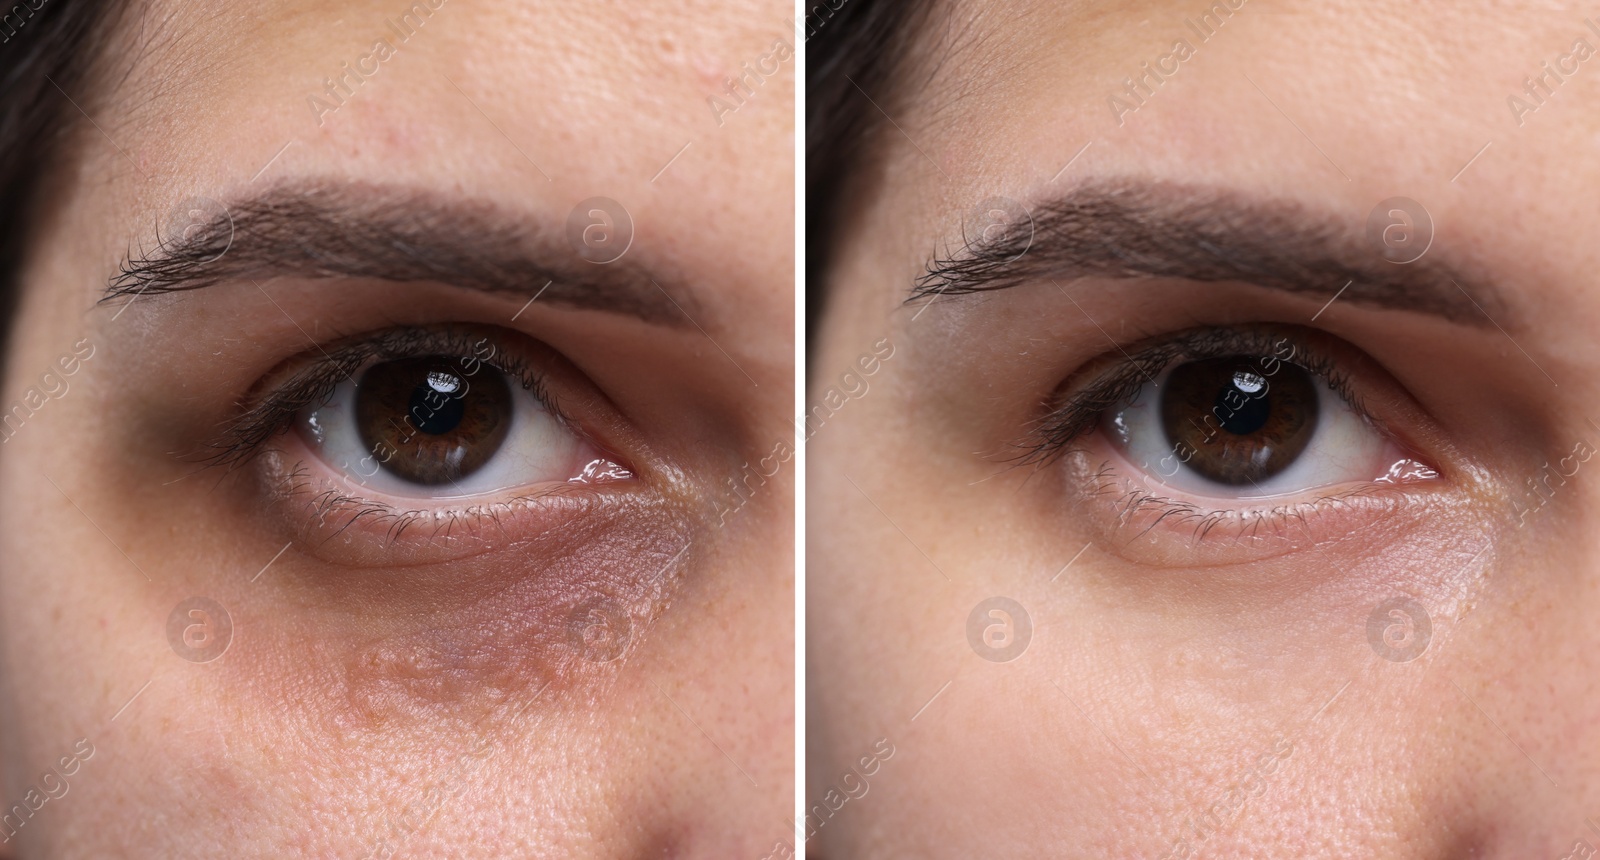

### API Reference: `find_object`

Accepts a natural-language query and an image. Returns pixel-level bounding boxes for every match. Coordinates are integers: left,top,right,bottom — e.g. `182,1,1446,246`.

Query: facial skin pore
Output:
810,1,1600,857
0,0,793,856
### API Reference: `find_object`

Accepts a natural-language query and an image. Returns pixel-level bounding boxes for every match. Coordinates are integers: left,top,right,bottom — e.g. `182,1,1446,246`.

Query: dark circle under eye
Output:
355,356,513,486
1160,356,1319,486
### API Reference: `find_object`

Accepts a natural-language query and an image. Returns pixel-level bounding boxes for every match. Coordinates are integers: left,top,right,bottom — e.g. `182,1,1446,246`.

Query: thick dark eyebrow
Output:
911,181,1506,327
104,181,693,326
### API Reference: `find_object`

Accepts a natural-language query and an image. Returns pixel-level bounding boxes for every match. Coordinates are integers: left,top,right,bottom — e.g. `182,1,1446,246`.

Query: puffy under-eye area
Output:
221,497,692,745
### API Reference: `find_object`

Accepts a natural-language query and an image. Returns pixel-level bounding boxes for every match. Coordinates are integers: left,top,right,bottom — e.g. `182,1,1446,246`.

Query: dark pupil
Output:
409,371,466,435
1160,356,1318,486
1213,371,1270,436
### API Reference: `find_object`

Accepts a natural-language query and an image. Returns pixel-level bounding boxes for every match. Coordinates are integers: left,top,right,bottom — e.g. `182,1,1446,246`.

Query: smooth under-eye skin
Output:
0,0,793,857
811,1,1600,857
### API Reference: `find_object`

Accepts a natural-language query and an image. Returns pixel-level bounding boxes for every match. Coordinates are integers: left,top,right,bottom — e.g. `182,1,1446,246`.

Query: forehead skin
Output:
837,0,1600,346
0,0,792,857
811,1,1600,857
76,0,792,345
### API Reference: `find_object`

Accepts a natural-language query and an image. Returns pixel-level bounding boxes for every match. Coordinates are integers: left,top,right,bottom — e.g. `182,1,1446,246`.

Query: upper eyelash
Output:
197,327,559,472
1017,326,1367,466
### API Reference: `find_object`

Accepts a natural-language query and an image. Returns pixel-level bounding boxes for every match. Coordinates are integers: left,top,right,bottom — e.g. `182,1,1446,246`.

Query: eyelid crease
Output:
1016,326,1365,467
194,326,561,473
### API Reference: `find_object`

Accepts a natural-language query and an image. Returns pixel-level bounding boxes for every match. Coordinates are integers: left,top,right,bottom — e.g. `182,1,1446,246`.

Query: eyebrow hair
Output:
910,180,1507,327
104,181,693,326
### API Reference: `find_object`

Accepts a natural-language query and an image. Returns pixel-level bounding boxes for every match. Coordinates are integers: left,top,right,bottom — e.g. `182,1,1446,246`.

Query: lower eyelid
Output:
221,439,695,732
331,567,674,733
1059,445,1449,570
253,444,648,568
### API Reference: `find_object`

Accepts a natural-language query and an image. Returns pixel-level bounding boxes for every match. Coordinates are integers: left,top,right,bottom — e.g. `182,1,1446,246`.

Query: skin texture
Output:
0,0,793,856
809,1,1600,858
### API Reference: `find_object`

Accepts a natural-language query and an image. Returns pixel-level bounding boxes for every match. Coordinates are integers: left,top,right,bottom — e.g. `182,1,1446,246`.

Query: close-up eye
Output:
298,349,621,497
1028,327,1447,547
1095,337,1435,500
205,325,647,565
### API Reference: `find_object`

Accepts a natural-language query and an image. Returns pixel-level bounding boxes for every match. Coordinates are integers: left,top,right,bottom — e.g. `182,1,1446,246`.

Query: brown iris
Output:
1160,356,1319,486
355,356,512,486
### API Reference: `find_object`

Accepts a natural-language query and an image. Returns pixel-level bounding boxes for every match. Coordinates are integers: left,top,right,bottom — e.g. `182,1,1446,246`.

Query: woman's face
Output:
810,1,1600,856
0,0,792,856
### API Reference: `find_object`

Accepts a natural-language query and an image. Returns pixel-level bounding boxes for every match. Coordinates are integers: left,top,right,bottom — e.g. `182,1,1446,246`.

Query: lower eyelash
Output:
266,454,602,549
1081,456,1408,548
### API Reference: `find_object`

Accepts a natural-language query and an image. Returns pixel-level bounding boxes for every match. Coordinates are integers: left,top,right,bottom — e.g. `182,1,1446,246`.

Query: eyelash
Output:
1020,326,1368,465
200,326,562,472
272,458,590,548
1082,462,1394,548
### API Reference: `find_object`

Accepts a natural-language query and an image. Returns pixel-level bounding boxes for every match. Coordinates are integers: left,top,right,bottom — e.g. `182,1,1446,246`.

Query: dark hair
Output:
0,0,121,358
805,0,933,339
